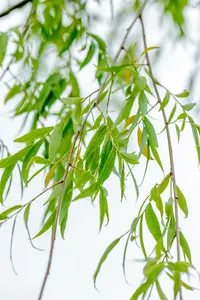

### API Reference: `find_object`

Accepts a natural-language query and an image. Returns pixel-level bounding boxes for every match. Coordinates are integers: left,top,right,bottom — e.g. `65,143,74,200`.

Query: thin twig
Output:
10,216,18,275
139,15,183,300
37,1,149,299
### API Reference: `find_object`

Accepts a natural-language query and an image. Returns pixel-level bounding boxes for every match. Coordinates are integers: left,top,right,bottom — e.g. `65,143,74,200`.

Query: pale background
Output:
0,0,200,299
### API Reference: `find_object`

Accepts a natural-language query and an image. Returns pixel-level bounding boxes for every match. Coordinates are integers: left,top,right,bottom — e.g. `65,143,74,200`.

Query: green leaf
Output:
144,117,158,147
22,140,44,185
0,205,22,220
168,261,191,273
0,164,15,203
176,185,188,217
143,261,165,282
115,97,135,125
156,280,168,300
0,145,32,168
34,211,55,238
14,127,53,143
188,116,200,163
60,97,83,105
89,114,103,131
98,64,130,73
59,170,73,238
151,145,164,172
167,215,175,250
175,90,189,98
159,91,170,111
158,174,171,194
165,197,173,220
98,141,116,184
168,104,176,123
49,122,63,160
80,42,96,69
99,187,109,231
139,215,147,258
118,156,125,201
182,103,196,111
150,185,163,216
130,280,151,300
138,91,147,115
5,85,23,102
84,125,107,160
93,237,121,287
23,203,31,225
180,231,192,263
134,76,147,93
74,182,100,201
120,152,138,164
88,33,106,52
175,124,181,142
31,156,50,164
0,32,8,66
145,203,162,242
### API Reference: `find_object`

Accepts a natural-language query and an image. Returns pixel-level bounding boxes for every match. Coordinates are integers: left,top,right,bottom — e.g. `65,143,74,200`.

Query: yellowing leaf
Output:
124,115,136,128
137,127,152,159
124,69,131,83
44,165,56,187
141,46,159,56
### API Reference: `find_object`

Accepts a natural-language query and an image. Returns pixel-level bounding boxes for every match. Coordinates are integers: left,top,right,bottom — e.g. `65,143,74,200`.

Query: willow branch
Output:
0,0,32,18
139,15,183,300
37,1,149,299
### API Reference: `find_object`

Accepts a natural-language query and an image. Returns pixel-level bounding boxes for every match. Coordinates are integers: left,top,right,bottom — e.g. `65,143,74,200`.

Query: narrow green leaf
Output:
175,124,181,142
80,42,96,69
168,104,177,124
60,97,83,105
59,171,73,238
14,127,53,143
99,187,109,231
143,262,165,282
151,145,164,172
0,145,32,168
150,185,163,216
175,90,189,98
74,183,100,201
176,185,188,217
49,122,63,160
84,125,107,160
139,215,147,258
188,116,200,163
156,280,168,300
130,280,151,300
93,237,121,287
0,205,22,220
0,32,8,66
180,231,192,263
98,141,116,184
34,211,55,238
159,91,170,111
134,76,147,93
144,117,158,147
121,152,138,165
115,97,135,125
167,215,175,250
23,203,31,225
0,164,15,203
138,91,147,115
182,103,196,111
158,174,171,194
5,85,23,102
145,203,162,242
88,33,106,52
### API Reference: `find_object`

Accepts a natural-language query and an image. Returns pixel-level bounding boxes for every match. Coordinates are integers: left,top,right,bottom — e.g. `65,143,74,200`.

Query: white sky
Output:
0,1,200,300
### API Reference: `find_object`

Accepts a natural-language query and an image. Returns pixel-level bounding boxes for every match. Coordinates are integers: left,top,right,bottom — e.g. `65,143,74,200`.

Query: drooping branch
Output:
139,14,183,300
0,0,32,18
37,1,149,299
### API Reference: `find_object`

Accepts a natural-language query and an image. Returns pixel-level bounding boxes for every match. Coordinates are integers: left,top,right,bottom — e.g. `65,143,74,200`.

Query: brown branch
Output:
37,1,149,299
0,0,32,18
139,15,183,300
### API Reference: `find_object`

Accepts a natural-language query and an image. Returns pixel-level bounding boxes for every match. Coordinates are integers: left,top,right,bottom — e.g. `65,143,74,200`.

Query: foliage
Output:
0,0,199,299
